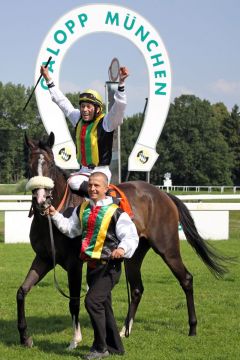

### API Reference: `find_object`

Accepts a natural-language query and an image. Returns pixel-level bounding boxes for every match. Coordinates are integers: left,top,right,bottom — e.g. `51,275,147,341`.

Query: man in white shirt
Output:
45,172,138,359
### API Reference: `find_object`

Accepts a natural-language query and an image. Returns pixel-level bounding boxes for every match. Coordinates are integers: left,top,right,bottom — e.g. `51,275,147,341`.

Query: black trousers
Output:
85,260,124,354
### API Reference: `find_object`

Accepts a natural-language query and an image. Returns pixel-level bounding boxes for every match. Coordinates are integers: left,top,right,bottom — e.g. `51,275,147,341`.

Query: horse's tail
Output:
166,192,229,278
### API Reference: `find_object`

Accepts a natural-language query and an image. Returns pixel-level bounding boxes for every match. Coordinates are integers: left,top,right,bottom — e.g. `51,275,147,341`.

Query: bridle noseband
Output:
32,188,53,216
27,147,56,216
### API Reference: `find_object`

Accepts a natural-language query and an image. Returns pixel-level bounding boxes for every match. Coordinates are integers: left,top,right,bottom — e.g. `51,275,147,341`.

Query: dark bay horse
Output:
17,132,227,348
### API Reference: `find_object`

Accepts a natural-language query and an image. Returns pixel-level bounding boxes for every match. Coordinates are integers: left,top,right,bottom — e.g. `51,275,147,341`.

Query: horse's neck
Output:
51,168,69,208
51,167,84,210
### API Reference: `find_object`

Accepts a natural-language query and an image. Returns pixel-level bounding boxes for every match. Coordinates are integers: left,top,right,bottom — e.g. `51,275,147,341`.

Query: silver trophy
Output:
108,57,120,82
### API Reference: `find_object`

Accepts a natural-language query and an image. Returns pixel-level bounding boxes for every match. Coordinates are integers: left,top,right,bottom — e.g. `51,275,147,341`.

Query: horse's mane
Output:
56,166,70,181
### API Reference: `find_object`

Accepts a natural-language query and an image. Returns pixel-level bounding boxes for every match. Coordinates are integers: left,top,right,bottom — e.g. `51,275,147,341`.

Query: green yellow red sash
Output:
76,113,104,166
79,201,118,259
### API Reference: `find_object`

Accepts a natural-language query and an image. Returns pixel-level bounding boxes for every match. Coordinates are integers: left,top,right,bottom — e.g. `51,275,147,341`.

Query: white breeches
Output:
67,166,112,190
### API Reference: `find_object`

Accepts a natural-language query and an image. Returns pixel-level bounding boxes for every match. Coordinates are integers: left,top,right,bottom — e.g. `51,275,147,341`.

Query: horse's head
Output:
25,132,56,214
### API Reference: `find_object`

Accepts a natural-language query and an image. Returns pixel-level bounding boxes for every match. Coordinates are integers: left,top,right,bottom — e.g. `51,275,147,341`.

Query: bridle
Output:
28,148,56,214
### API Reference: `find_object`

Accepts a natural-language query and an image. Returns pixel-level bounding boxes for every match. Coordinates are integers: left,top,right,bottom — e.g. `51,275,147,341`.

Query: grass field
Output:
0,239,239,360
0,184,17,194
0,185,240,359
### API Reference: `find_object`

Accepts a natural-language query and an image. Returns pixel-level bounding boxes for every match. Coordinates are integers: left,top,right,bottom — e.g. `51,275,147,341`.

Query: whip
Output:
23,56,52,111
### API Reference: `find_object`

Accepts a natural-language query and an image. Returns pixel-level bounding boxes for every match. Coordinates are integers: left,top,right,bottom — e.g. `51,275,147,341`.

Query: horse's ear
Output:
24,132,35,149
47,132,55,148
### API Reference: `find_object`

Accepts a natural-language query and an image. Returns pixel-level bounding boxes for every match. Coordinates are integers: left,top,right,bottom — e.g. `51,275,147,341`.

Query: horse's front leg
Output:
120,240,150,337
67,258,83,350
16,255,52,347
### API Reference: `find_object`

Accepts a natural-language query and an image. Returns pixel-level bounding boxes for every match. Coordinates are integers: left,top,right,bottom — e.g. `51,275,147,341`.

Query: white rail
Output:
157,185,240,193
178,194,240,200
0,195,32,201
0,202,32,211
0,195,32,243
1,194,240,242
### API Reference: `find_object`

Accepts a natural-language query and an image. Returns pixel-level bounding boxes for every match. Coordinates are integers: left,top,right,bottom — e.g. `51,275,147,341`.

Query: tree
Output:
0,129,25,183
156,95,233,185
221,104,240,185
0,82,46,183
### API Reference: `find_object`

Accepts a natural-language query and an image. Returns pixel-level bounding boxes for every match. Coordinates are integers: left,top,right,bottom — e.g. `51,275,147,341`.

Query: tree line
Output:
0,81,240,185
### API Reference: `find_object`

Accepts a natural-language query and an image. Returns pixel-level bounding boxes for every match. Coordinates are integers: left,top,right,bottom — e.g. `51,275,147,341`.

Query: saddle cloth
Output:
108,184,134,219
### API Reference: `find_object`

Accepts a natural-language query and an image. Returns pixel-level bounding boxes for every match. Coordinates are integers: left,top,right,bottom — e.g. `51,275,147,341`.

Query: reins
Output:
48,182,87,299
56,183,69,212
30,181,85,300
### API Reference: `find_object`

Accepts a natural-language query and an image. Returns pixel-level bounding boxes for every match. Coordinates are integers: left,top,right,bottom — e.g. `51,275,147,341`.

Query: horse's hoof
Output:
66,338,82,351
119,326,126,338
188,329,197,336
120,319,133,338
22,337,33,347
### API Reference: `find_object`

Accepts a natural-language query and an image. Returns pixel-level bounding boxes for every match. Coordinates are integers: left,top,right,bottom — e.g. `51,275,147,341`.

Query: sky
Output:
0,0,240,116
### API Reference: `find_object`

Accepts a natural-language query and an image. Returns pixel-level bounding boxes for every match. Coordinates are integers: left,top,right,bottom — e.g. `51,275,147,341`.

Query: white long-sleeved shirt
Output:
48,85,127,132
51,197,139,259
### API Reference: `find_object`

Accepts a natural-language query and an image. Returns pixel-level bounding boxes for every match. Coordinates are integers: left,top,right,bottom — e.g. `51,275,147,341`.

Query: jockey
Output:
40,65,129,196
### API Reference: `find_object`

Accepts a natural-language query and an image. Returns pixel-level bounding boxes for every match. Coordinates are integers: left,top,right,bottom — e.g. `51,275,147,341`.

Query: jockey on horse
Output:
40,64,129,197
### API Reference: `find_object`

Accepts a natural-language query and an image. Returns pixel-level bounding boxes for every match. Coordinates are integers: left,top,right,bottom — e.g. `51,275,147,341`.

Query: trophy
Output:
108,57,120,82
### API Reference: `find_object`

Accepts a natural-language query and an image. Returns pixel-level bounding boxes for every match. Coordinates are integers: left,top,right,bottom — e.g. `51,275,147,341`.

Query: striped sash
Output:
76,114,104,166
79,201,118,259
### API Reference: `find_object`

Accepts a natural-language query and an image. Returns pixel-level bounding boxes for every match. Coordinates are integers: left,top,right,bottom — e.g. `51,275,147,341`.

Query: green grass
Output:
229,210,240,239
0,240,239,360
0,184,20,195
0,212,4,242
1,184,240,358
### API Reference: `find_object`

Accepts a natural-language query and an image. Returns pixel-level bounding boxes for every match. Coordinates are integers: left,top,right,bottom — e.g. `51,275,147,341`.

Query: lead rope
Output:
47,215,86,300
